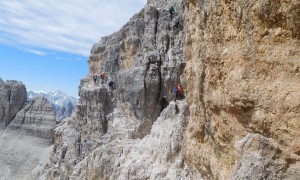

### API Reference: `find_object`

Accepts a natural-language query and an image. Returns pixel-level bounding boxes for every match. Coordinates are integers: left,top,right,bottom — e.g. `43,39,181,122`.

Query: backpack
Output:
109,81,113,87
177,86,182,93
169,5,174,13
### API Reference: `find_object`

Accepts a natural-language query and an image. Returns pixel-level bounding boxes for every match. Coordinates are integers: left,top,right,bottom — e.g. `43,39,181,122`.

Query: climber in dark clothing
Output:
108,80,114,88
93,74,98,84
160,96,168,112
173,17,180,31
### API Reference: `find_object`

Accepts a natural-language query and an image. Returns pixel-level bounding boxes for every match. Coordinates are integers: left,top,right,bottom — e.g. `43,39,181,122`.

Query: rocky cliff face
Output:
0,85,56,179
8,95,56,141
184,0,300,179
44,0,300,179
28,90,77,123
0,80,27,131
45,0,191,179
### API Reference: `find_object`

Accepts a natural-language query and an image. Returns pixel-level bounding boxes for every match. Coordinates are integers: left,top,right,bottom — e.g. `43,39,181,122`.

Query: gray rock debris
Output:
0,80,27,131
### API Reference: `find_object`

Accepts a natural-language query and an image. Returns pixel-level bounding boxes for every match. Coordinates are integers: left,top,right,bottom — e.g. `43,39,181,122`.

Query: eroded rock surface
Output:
8,95,56,141
184,0,300,179
44,0,190,179
43,0,300,179
0,86,56,180
0,80,27,131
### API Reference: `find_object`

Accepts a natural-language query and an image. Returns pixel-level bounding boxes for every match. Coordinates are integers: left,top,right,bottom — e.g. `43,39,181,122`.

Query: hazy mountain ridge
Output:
27,90,77,122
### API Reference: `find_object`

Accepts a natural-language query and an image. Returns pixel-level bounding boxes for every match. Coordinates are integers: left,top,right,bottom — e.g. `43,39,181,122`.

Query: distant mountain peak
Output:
27,90,77,122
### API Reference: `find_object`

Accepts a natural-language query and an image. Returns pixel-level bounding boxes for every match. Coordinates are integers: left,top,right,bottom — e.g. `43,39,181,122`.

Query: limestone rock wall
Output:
183,0,300,179
0,80,27,130
0,84,56,179
44,0,192,179
7,95,56,141
88,0,186,138
48,100,191,179
43,0,300,179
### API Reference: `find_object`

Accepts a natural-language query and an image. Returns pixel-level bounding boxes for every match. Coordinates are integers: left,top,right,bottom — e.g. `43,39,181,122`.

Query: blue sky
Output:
0,0,146,97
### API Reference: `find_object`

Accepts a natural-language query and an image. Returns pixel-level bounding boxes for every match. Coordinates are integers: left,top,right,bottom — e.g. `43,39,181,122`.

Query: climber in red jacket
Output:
176,84,182,99
173,83,183,100
101,72,105,84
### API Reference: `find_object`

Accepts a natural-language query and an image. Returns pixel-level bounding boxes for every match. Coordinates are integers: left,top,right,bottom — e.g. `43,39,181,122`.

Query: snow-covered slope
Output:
27,90,77,122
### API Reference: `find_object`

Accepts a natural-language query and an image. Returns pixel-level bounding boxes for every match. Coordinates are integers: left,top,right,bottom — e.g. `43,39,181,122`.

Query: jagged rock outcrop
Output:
43,0,300,179
8,95,56,141
0,87,56,179
88,0,185,138
0,80,27,131
47,100,191,179
44,0,190,179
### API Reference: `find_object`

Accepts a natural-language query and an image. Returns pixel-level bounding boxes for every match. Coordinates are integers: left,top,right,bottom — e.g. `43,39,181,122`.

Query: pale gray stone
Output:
0,80,27,131
44,0,189,179
7,95,56,142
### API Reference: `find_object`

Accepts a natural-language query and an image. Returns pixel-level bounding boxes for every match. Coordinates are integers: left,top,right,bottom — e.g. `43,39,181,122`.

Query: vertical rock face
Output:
44,0,192,179
0,80,27,130
44,0,300,179
88,0,185,138
184,0,300,179
8,95,56,141
0,85,56,179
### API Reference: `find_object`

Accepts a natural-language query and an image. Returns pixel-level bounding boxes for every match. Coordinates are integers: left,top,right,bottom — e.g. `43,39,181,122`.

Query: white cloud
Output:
0,0,147,57
55,57,64,60
16,47,47,56
27,49,47,56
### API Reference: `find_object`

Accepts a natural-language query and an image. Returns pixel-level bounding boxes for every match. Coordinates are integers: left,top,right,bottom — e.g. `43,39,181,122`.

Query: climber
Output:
92,74,98,84
173,84,178,101
108,80,114,88
101,72,105,84
101,72,105,79
173,17,180,32
173,84,183,100
176,84,182,99
168,5,175,17
160,96,168,112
